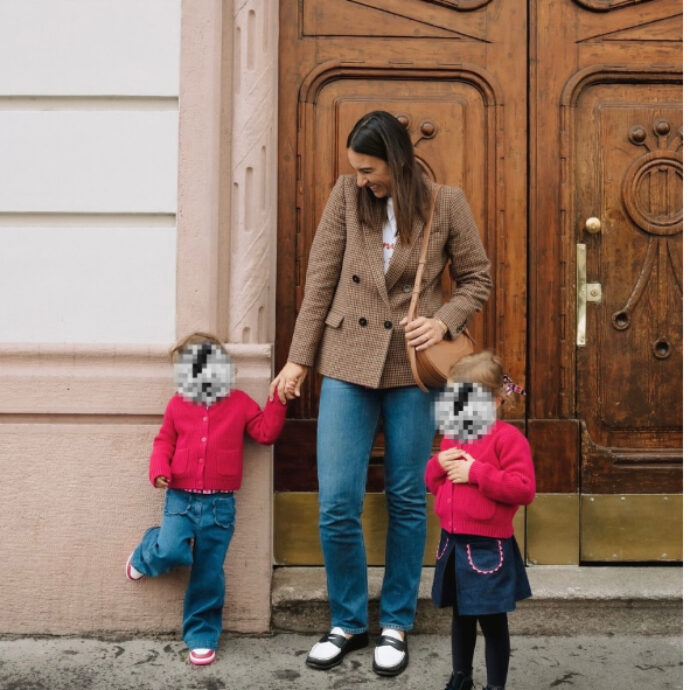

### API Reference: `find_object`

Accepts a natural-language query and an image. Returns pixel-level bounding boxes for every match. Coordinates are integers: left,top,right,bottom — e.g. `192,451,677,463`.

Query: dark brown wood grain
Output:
527,419,580,493
530,0,682,496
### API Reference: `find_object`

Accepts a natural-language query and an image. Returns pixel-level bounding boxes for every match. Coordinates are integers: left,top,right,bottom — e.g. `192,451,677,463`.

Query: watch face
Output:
435,382,496,441
174,342,233,405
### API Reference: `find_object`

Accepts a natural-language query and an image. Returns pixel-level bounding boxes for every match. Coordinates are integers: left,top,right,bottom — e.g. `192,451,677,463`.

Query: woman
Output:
270,111,492,676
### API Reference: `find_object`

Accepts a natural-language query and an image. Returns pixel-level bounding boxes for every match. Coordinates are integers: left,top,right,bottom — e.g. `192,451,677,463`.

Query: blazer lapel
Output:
361,217,391,306
384,213,425,292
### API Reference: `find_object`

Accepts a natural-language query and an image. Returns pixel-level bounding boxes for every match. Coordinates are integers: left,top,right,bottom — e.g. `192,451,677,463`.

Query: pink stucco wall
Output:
0,345,274,634
1,0,280,634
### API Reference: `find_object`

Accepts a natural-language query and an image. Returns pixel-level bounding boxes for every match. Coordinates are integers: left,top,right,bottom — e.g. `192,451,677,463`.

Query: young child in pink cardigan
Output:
425,351,535,690
125,332,286,666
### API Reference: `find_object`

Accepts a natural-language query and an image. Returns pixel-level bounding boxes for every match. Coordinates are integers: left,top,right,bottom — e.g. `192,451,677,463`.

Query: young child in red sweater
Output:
125,332,286,666
425,351,535,690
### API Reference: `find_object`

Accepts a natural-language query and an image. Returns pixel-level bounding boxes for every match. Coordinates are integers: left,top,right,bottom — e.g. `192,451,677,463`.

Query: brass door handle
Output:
585,217,602,234
576,244,602,347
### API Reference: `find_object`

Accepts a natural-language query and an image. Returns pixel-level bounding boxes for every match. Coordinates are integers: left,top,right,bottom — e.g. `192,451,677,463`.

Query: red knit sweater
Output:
148,390,286,492
425,420,536,539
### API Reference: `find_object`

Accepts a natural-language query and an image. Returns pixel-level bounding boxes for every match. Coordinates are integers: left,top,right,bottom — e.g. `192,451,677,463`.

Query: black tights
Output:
452,609,510,687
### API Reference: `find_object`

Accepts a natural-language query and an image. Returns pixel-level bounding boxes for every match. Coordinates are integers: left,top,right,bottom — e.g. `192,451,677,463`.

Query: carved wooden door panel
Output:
574,89,682,493
276,0,527,563
531,0,682,563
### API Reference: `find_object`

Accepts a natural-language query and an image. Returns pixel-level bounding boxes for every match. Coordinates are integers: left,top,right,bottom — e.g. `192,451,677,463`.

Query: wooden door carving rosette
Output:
560,64,682,561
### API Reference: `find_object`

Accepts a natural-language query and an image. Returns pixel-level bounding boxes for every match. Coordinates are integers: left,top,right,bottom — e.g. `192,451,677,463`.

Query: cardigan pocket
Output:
214,449,242,481
455,485,496,522
170,447,190,477
324,310,344,328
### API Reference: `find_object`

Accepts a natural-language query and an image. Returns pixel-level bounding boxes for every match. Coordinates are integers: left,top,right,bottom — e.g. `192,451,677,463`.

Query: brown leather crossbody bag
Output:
406,188,474,392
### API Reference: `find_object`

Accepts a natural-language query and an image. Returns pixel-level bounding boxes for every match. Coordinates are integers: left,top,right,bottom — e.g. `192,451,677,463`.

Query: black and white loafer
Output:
305,627,369,670
372,631,409,677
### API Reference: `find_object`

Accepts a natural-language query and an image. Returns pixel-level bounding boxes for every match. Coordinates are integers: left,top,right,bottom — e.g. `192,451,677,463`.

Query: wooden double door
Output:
275,0,682,565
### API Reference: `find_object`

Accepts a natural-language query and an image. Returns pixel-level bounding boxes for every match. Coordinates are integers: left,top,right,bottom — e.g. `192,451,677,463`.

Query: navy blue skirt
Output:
431,530,532,616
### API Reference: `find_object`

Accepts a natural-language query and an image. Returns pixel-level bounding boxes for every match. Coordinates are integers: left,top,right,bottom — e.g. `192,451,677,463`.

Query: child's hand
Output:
270,362,308,404
154,476,169,489
447,458,475,484
437,447,465,473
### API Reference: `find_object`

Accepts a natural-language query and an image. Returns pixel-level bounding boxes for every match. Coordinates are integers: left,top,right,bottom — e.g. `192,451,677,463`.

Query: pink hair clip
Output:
503,374,526,397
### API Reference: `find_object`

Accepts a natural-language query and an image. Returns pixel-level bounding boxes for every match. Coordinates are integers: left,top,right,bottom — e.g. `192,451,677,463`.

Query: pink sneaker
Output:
125,552,144,581
189,648,216,666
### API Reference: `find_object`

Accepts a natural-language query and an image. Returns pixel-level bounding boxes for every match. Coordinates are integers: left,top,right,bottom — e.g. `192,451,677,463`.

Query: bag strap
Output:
407,187,440,324
406,187,439,393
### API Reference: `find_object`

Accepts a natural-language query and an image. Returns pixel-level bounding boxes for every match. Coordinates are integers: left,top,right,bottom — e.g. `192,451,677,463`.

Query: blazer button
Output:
384,320,393,329
402,284,412,293
352,274,360,283
359,317,367,327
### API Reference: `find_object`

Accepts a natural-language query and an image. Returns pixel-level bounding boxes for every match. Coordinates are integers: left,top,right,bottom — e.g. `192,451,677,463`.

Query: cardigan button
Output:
352,274,360,283
384,320,393,329
201,437,207,443
359,317,367,327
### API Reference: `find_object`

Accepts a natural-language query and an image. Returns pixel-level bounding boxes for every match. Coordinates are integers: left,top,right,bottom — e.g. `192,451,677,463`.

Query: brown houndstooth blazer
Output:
287,174,492,388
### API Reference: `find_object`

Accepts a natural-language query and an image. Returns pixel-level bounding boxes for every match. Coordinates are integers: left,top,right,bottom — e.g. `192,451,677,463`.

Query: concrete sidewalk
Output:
0,632,682,690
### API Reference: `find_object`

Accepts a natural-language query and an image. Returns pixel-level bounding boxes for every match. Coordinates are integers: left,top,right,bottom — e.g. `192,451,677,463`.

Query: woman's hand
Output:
270,362,309,404
154,476,169,489
400,316,448,351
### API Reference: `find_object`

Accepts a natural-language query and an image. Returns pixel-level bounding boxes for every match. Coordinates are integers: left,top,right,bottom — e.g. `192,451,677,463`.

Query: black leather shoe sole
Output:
305,631,369,670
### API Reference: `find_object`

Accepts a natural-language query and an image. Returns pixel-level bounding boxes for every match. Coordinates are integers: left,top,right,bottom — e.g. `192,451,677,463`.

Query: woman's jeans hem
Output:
379,623,412,632
334,625,369,635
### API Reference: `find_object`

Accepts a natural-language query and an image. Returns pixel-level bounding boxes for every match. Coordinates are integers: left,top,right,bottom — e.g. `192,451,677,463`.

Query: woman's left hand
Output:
400,316,447,351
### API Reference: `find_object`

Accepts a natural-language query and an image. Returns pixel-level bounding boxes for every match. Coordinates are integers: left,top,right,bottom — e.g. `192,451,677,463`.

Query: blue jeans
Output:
317,376,437,633
131,489,236,650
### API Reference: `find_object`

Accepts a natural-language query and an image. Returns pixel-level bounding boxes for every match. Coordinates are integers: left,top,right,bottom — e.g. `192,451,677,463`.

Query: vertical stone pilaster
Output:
229,0,278,344
177,0,224,337
177,0,279,634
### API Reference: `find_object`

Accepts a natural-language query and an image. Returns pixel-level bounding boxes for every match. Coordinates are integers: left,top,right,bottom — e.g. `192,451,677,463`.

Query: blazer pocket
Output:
324,310,344,328
170,447,189,477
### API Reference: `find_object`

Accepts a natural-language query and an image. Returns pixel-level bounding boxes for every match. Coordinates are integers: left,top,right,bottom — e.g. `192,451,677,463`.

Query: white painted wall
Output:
0,0,180,343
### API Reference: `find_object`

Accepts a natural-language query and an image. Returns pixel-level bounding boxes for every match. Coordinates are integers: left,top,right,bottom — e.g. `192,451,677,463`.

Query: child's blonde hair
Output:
169,331,230,362
448,350,504,400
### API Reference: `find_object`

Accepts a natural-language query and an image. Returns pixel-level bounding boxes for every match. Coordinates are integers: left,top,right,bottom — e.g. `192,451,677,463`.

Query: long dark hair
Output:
346,110,430,244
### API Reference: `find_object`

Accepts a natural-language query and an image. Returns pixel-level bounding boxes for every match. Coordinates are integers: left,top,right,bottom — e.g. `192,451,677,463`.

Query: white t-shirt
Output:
382,197,397,274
